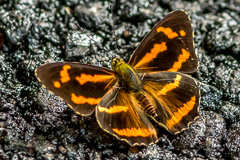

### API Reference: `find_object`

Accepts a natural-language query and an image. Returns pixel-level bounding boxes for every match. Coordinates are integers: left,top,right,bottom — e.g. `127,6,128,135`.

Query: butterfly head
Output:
112,57,124,71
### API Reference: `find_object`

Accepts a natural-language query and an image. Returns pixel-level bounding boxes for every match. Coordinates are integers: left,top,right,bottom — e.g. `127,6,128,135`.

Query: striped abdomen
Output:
135,92,157,117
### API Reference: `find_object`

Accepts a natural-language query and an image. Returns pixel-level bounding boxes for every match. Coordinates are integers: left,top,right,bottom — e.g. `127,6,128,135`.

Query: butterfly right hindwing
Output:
142,71,200,134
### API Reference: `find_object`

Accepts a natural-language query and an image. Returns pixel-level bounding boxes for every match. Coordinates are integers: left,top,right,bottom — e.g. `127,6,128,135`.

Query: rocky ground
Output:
0,0,239,159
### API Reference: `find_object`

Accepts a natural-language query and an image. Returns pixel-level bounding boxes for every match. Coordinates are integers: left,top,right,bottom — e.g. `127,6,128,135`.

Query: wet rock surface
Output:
0,0,239,159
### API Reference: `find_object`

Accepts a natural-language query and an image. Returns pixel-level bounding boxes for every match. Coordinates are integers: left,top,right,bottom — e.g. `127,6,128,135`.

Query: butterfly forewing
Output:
96,84,158,146
128,10,197,73
35,62,116,116
142,72,200,134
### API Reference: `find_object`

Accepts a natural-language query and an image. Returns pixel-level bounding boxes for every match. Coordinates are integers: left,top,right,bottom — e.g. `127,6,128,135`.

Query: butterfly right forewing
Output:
128,10,197,73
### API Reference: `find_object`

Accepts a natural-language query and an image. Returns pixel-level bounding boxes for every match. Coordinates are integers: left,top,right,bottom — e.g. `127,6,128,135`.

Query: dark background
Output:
0,0,239,159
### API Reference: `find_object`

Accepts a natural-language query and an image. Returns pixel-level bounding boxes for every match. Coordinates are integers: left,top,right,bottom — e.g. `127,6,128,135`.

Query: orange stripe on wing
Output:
112,128,156,137
134,42,167,68
71,93,101,105
180,30,186,37
60,65,71,83
167,96,196,127
98,105,128,114
168,49,190,72
53,80,61,88
157,74,182,95
157,27,178,39
75,74,113,85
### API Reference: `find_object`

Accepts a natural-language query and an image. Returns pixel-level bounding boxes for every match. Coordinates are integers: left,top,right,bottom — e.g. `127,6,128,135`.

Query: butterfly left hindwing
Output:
96,84,158,146
35,62,116,116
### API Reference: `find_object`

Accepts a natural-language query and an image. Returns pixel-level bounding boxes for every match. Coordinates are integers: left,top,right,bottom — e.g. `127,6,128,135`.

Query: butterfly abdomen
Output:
134,92,158,117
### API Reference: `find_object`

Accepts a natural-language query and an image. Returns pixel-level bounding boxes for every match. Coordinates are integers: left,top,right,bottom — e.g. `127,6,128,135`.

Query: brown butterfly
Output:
35,10,200,146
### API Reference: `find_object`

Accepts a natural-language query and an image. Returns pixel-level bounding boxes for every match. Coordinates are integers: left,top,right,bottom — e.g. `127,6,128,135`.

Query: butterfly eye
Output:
112,57,122,68
111,58,117,69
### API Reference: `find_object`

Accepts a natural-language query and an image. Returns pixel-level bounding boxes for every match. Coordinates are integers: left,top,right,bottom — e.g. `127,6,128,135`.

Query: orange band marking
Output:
112,128,156,137
134,42,167,68
60,65,71,83
75,74,113,85
180,30,186,37
168,49,190,71
157,27,178,39
157,74,182,95
53,80,61,88
71,93,101,105
98,105,128,114
167,96,196,127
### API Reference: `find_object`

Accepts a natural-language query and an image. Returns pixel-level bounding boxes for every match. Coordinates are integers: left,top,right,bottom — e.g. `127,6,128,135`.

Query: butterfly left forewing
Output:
96,84,158,146
35,62,116,116
142,72,200,134
129,10,197,73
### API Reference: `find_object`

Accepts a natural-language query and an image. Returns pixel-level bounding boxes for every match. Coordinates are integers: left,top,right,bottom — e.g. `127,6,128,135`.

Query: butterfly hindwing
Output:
128,10,197,73
142,71,200,134
35,62,116,116
96,84,158,146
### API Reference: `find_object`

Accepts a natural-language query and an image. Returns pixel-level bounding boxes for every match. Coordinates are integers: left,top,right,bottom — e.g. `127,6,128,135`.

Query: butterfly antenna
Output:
109,3,119,53
75,23,108,52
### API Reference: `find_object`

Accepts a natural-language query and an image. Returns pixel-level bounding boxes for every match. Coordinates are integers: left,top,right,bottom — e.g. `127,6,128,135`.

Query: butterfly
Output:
35,10,200,146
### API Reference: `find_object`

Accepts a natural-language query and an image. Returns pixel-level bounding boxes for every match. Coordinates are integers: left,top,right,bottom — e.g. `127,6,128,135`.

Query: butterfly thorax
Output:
112,57,142,92
112,57,157,117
